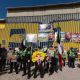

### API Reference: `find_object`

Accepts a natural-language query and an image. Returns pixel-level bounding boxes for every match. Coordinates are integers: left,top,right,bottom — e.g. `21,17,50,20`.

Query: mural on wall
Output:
65,32,72,42
71,33,80,43
26,34,37,43
10,29,25,37
39,24,53,32
38,24,54,48
38,33,48,42
54,27,80,43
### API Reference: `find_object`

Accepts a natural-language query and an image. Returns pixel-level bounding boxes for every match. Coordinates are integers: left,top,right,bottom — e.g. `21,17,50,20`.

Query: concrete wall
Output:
7,7,80,17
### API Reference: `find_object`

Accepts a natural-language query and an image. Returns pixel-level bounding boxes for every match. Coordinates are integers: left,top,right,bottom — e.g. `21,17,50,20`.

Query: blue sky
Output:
0,0,80,19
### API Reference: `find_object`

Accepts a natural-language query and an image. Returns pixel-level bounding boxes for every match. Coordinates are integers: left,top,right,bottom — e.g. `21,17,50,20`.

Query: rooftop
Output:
0,19,6,23
7,2,80,11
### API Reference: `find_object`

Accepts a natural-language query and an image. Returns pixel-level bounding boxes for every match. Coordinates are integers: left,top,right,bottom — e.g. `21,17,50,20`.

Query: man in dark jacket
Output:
22,46,32,79
33,47,44,78
0,44,3,72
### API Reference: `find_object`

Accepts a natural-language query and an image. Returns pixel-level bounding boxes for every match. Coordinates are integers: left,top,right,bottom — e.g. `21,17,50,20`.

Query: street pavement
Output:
0,64,80,80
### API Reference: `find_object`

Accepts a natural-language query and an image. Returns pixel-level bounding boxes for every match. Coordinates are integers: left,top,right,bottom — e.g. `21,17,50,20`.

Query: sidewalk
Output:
0,65,80,80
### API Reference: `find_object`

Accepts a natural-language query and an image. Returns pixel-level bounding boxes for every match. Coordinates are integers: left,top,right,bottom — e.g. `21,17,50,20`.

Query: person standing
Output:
54,46,59,73
47,46,55,75
42,46,49,73
33,47,45,78
44,54,50,73
17,47,23,71
22,43,32,79
26,47,32,79
68,48,75,68
62,48,67,66
58,43,63,71
0,44,3,72
9,49,18,74
22,48,27,76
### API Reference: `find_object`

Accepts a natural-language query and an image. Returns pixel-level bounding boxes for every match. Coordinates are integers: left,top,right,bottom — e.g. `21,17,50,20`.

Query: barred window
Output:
49,15,52,22
53,14,56,21
34,16,37,22
21,16,24,22
66,14,68,20
27,16,30,22
8,17,12,23
68,14,71,20
76,13,79,20
78,13,80,20
16,17,19,22
7,13,80,23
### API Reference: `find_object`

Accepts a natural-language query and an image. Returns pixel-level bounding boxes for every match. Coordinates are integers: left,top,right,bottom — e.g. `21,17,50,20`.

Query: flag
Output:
57,27,61,44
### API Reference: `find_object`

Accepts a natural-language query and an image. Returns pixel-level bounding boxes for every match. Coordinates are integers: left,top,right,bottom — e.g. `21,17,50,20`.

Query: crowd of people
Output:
0,43,79,79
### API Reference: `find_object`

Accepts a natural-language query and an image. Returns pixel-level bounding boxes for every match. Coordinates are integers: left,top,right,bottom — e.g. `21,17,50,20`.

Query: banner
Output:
61,32,66,41
64,33,80,42
39,24,53,32
48,33,54,41
71,33,80,43
65,32,72,42
38,33,48,42
26,34,37,42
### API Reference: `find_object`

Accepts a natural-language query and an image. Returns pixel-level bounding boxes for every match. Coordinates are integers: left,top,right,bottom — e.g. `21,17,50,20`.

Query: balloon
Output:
32,51,46,62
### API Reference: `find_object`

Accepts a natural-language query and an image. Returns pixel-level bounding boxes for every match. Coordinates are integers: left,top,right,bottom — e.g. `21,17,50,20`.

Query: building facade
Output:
5,2,80,48
0,19,7,47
